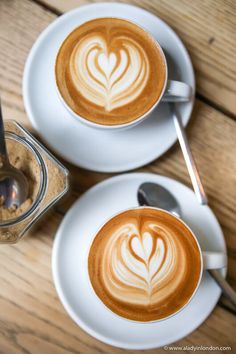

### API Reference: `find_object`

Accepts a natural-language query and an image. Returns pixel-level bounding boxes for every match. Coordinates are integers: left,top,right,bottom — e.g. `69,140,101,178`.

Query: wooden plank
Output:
0,0,235,352
0,0,55,127
61,101,236,289
0,0,235,284
0,219,235,354
34,0,236,116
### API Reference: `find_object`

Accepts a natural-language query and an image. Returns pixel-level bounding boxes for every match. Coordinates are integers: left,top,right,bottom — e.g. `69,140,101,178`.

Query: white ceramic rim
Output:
86,205,204,323
23,2,195,171
52,173,226,349
54,16,169,130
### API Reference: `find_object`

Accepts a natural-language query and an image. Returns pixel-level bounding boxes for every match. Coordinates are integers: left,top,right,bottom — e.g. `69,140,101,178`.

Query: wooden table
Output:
0,0,235,353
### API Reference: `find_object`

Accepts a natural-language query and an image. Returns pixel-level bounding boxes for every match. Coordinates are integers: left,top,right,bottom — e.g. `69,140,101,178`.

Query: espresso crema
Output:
88,208,201,322
55,18,166,125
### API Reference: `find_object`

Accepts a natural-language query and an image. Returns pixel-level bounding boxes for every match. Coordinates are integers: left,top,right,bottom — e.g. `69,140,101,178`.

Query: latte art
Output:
103,222,186,306
55,18,166,125
88,209,201,322
70,35,149,112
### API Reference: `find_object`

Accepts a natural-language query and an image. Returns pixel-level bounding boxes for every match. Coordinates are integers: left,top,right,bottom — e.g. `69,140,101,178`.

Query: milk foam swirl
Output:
88,209,201,321
101,221,186,306
56,18,167,125
69,34,149,111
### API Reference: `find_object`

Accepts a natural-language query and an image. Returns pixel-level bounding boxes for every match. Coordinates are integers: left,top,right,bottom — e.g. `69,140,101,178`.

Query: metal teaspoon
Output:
137,182,236,308
0,100,29,209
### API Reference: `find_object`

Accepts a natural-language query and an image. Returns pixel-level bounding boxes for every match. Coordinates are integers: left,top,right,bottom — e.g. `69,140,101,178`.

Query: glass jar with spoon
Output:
0,120,69,243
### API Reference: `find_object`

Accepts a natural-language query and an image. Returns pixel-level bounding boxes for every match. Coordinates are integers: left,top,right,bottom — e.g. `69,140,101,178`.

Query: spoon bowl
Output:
138,182,181,217
0,100,29,209
137,181,236,309
0,163,29,209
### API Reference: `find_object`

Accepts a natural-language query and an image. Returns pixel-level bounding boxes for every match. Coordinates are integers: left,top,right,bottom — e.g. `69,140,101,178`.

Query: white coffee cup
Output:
87,207,227,322
55,18,193,131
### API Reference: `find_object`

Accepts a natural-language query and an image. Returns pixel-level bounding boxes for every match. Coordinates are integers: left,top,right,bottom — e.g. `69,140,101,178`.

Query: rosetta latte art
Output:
88,209,202,321
101,222,186,306
56,18,167,125
69,35,149,112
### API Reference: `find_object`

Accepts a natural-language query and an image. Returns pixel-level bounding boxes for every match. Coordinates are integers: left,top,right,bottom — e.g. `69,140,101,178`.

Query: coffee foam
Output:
88,209,201,322
70,34,149,112
55,18,166,125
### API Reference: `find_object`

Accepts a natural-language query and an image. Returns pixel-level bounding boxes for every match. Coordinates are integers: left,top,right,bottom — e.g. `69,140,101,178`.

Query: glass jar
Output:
0,120,69,243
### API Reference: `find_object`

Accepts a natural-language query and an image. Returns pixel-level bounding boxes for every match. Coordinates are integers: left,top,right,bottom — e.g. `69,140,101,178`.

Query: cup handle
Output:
202,251,227,270
162,80,193,102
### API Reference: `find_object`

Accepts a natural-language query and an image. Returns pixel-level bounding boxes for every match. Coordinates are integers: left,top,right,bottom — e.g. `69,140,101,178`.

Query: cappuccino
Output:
55,18,166,126
88,208,201,322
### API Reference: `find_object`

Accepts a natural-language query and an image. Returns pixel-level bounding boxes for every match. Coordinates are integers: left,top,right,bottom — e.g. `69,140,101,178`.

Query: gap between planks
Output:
14,0,236,317
51,199,236,317
31,0,236,122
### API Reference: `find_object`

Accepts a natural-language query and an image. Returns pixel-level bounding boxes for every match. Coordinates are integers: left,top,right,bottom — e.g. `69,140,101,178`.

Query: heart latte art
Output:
70,35,149,112
55,18,166,125
88,209,201,322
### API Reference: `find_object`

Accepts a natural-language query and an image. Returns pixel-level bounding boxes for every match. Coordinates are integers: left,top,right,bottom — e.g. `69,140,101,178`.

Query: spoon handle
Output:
171,105,236,309
172,104,208,205
0,99,7,158
209,269,236,308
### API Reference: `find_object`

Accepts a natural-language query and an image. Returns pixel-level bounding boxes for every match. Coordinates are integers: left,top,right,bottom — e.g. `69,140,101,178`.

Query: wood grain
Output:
0,217,235,354
35,0,236,117
0,0,235,353
59,103,236,295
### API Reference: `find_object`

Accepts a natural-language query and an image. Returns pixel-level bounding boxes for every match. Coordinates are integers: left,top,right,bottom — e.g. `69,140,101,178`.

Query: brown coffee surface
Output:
88,208,201,322
55,18,166,125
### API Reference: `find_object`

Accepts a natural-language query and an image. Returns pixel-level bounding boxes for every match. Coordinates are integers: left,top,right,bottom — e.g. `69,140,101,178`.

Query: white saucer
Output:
52,173,226,350
23,3,195,172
